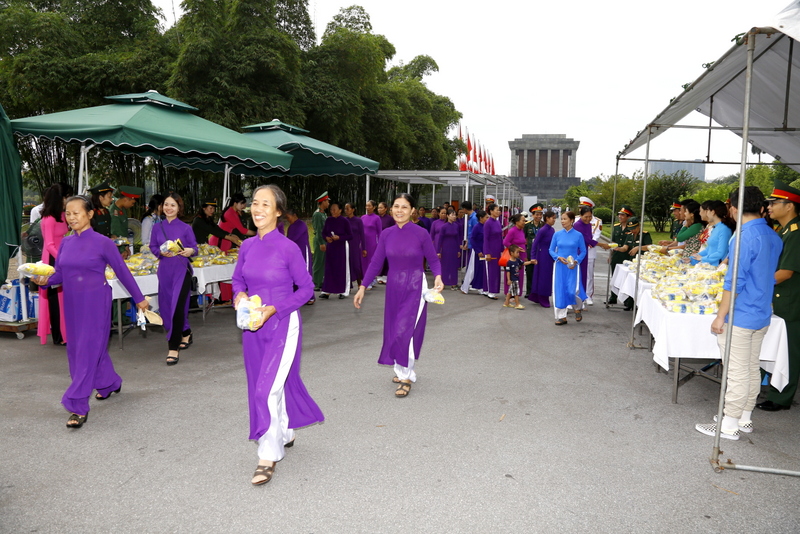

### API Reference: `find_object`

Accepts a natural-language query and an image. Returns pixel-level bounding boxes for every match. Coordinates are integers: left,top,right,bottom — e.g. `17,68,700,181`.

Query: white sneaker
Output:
713,415,753,433
695,422,739,440
585,298,593,306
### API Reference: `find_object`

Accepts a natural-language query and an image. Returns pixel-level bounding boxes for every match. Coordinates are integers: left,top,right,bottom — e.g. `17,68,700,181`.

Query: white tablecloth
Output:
635,288,789,391
611,264,655,302
109,264,236,299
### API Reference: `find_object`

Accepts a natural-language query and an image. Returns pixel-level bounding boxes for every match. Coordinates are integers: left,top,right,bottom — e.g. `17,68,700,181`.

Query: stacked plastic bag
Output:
651,262,727,315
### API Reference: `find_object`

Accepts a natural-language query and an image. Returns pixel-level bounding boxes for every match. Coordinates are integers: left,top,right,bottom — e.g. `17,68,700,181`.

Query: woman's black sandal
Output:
95,386,121,401
66,413,87,428
179,333,193,350
166,351,180,366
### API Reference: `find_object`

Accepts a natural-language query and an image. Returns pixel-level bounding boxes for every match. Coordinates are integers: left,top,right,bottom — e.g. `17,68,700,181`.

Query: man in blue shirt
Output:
696,186,783,440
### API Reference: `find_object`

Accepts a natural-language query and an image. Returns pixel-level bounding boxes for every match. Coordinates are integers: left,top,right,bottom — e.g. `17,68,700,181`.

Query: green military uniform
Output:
524,203,545,296
767,200,800,408
88,182,114,237
607,222,631,303
618,218,651,309
670,218,682,241
111,185,143,254
312,192,329,289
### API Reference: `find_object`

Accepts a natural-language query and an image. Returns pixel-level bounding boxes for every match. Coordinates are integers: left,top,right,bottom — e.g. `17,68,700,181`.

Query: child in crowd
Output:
504,245,533,310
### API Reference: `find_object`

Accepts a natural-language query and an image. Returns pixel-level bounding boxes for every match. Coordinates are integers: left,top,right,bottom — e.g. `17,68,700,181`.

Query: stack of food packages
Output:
105,248,160,279
625,250,726,315
192,244,238,268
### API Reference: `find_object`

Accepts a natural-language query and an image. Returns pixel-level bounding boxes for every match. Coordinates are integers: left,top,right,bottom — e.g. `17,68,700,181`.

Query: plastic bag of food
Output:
159,239,183,254
423,289,445,305
17,262,55,277
236,295,263,331
105,266,116,280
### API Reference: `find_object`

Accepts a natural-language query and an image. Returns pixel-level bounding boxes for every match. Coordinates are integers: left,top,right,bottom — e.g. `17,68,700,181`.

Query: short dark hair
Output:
544,210,556,220
509,244,521,254
510,213,523,225
564,211,576,221
486,203,498,213
393,193,416,209
579,206,593,216
476,210,487,219
729,186,766,215
462,201,473,211
65,195,93,215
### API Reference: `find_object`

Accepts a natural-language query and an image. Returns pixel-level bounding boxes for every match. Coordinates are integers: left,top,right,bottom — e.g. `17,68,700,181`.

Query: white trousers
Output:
460,251,475,293
394,274,427,383
586,256,596,298
257,312,299,462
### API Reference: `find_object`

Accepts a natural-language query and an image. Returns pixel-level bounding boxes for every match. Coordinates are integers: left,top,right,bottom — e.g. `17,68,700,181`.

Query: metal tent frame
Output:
617,26,800,478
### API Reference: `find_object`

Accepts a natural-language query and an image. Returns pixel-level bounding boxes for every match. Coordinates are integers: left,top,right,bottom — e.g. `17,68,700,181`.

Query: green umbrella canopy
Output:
0,103,23,283
10,91,293,173
242,120,379,176
160,120,379,177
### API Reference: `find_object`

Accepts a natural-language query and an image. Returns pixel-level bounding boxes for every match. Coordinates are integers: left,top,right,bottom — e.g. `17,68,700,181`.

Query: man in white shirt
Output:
29,203,44,224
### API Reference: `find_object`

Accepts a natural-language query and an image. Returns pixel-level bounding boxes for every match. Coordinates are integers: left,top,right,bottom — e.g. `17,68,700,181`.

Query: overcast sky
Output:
154,0,794,181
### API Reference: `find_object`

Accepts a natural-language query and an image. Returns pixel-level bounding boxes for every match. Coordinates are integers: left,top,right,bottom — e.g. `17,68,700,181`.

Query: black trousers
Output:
167,271,192,351
47,255,63,344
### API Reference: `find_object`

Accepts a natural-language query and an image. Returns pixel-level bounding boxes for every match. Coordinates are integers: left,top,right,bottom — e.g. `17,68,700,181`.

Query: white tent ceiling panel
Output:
620,11,800,172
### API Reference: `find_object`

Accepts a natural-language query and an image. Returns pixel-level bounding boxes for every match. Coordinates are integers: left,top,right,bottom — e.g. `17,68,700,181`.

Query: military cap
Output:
201,199,218,207
671,201,682,210
315,191,330,203
618,206,635,216
529,203,544,212
768,179,800,204
88,182,114,195
579,196,595,208
118,185,143,199
627,217,640,228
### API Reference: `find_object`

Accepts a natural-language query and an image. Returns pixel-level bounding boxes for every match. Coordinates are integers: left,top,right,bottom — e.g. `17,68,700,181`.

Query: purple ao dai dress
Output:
528,224,555,307
483,216,503,295
503,225,527,294
361,213,382,281
45,228,145,416
572,219,598,294
320,215,353,295
232,228,324,459
286,218,313,276
469,222,485,292
435,221,461,286
149,218,197,342
346,215,366,282
362,223,442,379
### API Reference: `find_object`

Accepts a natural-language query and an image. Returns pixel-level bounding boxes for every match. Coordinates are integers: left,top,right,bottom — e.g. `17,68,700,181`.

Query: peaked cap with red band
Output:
769,179,800,204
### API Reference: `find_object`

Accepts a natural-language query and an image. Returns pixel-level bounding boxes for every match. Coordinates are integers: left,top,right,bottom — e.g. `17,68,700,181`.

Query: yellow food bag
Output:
18,262,56,277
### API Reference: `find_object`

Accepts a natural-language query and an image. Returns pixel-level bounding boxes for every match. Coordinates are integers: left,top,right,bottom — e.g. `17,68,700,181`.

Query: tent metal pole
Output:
407,181,411,194
706,96,714,162
78,143,86,194
783,38,794,129
449,184,452,204
464,176,470,244
605,159,620,308
712,32,767,473
628,127,651,349
366,175,370,206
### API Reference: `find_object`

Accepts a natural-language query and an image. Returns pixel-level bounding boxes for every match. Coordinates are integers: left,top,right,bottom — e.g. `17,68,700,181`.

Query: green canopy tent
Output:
0,103,23,285
10,91,294,194
159,120,380,205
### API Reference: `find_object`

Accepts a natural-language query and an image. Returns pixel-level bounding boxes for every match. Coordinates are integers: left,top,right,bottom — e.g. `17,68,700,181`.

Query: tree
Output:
275,0,315,51
324,5,372,36
642,170,701,232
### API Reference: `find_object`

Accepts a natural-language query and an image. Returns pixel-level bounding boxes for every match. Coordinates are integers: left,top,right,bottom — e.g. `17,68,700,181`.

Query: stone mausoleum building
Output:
508,134,581,202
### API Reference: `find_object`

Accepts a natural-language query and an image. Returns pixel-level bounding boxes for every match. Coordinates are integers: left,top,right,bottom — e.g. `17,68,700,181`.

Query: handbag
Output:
498,247,511,267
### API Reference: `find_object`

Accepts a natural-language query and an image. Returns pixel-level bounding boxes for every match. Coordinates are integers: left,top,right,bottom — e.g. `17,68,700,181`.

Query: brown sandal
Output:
395,380,412,398
555,318,567,326
251,462,275,485
575,310,582,322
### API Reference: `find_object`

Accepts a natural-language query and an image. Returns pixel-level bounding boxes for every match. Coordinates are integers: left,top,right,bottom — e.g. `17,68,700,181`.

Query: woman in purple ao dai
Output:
149,193,197,366
232,185,324,486
503,214,527,295
549,211,587,325
435,208,462,289
528,211,557,307
360,200,383,289
35,196,148,429
345,203,366,286
482,203,503,299
354,194,444,398
320,201,353,298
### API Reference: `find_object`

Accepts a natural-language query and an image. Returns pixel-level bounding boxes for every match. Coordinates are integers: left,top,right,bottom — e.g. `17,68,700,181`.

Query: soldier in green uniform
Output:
757,180,800,411
668,201,683,242
89,182,115,237
618,216,653,311
606,206,635,305
312,192,329,290
524,203,545,297
110,185,143,258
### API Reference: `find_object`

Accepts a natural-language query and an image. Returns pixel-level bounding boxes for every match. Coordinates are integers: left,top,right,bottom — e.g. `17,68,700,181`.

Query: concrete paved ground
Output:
1,248,798,533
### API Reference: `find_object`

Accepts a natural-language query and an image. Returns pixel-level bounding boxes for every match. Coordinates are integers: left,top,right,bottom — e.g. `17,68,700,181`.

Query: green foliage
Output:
692,182,733,204
772,161,800,186
563,184,595,209
642,170,701,232
2,2,463,215
593,207,612,224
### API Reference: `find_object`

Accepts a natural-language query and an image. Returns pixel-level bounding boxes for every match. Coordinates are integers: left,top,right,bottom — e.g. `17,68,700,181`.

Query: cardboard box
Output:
0,280,22,322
